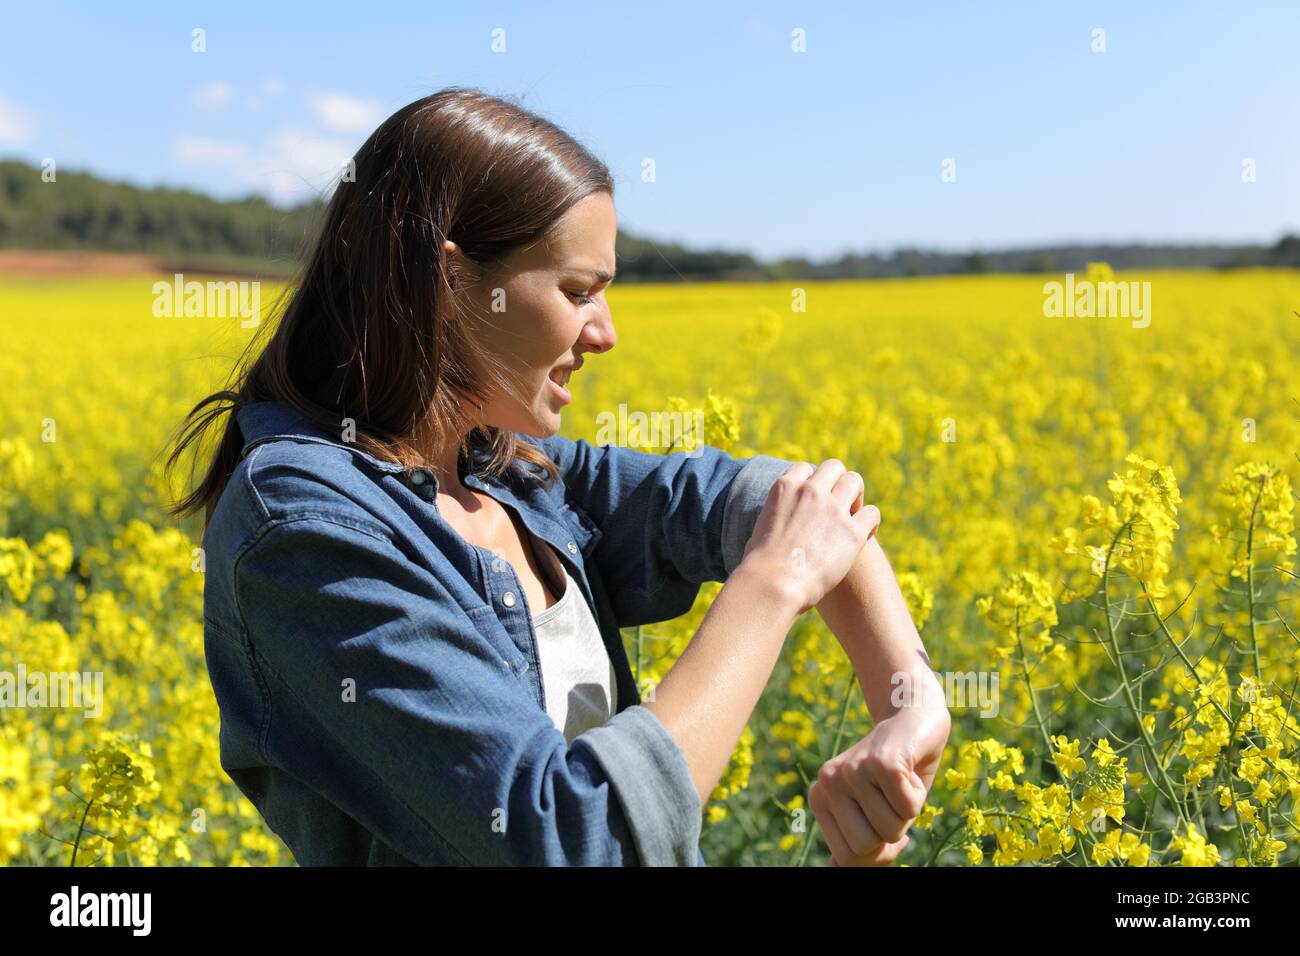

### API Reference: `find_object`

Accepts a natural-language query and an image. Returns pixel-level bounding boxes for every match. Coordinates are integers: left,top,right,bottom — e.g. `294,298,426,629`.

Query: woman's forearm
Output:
641,559,802,807
814,534,945,720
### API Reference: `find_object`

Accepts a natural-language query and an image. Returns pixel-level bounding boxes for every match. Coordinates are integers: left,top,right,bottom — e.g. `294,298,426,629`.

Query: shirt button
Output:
502,591,516,608
410,470,426,485
566,541,578,554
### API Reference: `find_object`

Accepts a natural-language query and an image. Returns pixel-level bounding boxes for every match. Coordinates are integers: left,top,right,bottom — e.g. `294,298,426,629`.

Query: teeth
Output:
551,368,571,386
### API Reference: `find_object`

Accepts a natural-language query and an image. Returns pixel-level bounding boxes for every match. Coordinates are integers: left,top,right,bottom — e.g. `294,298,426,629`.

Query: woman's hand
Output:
739,459,881,616
809,697,951,866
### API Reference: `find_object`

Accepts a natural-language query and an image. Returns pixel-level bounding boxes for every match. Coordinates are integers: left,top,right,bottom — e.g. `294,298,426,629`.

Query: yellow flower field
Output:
1,267,1297,865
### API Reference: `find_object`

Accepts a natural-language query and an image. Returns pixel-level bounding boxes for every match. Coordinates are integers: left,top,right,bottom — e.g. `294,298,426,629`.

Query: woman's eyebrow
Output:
571,267,616,283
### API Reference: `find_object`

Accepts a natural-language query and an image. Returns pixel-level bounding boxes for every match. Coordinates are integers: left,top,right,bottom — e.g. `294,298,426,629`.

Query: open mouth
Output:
547,366,574,404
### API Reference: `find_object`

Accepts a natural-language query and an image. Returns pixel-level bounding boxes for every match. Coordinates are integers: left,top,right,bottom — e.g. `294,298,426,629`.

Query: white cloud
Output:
0,95,35,144
239,129,356,203
174,127,356,205
244,75,285,113
191,82,235,109
310,93,382,132
175,136,249,166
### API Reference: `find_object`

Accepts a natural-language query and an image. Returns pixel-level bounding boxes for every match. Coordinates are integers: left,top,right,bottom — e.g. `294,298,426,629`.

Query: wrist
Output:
730,553,807,620
885,669,951,723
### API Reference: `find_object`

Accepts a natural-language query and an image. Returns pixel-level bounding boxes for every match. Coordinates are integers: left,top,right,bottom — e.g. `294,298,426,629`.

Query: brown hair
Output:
162,86,615,535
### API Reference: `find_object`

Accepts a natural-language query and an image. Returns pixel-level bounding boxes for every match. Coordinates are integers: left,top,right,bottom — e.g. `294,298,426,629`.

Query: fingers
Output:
807,459,846,496
829,781,883,858
874,763,928,823
812,757,923,866
853,503,881,540
832,467,864,513
784,459,871,525
830,757,911,845
849,778,911,845
810,779,877,863
812,770,914,867
876,834,911,865
817,460,872,528
842,833,911,867
783,461,816,483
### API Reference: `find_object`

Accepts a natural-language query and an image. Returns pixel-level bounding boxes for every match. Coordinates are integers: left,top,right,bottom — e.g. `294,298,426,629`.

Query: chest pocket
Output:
465,603,534,689
558,501,603,557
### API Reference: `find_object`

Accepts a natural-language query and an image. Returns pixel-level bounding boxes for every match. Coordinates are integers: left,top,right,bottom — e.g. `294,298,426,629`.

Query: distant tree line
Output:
765,239,1300,280
2,158,1297,279
0,160,320,274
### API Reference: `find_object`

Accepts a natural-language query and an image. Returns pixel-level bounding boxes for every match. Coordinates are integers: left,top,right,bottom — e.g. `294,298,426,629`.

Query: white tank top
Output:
530,560,618,742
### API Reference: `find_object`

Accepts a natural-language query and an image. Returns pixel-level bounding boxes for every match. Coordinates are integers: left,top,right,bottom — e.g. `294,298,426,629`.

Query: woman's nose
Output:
582,311,616,354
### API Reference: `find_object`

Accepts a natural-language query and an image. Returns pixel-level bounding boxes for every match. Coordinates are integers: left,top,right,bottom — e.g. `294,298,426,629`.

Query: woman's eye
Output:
566,290,594,305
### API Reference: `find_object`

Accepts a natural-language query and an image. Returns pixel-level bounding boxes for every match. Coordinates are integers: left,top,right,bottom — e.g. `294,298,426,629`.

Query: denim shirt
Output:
201,400,791,866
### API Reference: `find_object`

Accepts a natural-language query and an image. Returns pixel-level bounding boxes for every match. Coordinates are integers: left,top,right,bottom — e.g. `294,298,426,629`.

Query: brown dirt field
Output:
0,250,293,278
0,250,165,274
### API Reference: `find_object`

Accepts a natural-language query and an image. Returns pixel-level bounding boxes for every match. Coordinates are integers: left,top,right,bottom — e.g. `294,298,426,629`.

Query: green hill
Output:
1,158,1296,280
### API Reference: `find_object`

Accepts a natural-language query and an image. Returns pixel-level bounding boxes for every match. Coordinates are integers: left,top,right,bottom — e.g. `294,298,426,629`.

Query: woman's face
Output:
452,191,618,438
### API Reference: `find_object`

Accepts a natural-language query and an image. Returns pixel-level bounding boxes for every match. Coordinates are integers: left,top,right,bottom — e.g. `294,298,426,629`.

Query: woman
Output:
166,86,950,866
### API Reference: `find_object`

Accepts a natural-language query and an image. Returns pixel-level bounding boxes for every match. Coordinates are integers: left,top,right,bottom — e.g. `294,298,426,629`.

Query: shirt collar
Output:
234,400,509,489
235,400,412,476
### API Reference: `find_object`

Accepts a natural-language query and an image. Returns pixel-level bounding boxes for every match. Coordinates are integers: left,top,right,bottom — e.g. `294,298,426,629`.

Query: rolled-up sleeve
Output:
720,453,792,575
574,704,702,866
233,514,697,866
535,434,792,627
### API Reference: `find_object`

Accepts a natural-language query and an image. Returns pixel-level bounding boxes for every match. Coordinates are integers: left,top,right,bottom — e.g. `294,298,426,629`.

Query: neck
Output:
410,417,477,494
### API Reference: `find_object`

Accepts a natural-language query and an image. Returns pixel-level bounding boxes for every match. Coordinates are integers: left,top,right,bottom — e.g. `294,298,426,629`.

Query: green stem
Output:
795,671,859,866
1242,476,1274,838
69,796,96,867
1011,607,1092,866
1101,520,1192,828
922,816,968,866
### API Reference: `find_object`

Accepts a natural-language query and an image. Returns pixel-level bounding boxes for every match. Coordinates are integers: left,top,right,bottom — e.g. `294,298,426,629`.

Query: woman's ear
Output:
443,239,462,290
444,240,487,294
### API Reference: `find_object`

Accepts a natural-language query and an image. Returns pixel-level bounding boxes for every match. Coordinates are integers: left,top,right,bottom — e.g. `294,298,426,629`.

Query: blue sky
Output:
2,1,1297,260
